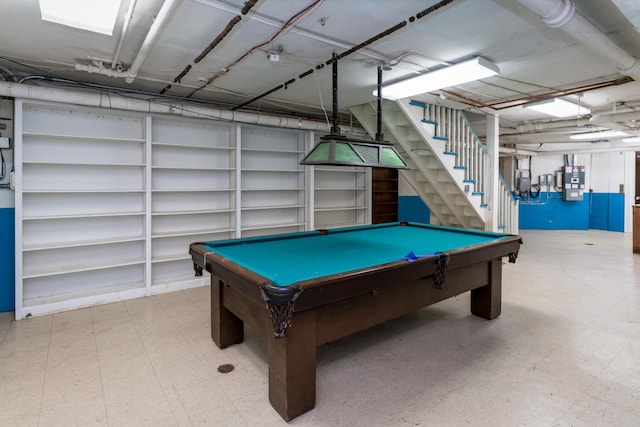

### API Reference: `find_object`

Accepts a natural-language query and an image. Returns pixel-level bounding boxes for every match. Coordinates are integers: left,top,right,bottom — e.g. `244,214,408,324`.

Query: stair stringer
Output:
394,99,486,219
349,102,480,229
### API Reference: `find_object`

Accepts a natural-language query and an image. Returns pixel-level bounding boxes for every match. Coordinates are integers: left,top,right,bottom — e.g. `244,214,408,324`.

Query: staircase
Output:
349,99,518,234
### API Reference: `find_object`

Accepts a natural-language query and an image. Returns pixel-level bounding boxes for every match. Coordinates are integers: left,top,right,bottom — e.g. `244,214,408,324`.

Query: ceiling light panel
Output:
373,57,499,100
570,130,630,140
39,0,122,35
524,98,591,118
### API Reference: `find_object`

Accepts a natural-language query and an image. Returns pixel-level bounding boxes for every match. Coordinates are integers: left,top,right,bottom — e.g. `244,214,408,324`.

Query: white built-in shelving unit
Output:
16,102,148,317
150,116,236,291
313,166,370,229
14,100,371,319
240,127,306,238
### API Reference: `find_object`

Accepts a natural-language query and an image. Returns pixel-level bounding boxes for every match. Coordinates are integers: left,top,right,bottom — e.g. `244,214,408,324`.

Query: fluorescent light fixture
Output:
39,0,121,35
373,57,499,100
570,130,631,140
622,136,640,143
524,98,590,118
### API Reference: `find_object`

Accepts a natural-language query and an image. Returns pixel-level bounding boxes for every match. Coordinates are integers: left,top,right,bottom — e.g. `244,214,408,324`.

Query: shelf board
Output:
242,169,302,173
241,147,304,154
22,160,145,167
23,257,146,279
241,222,304,231
152,166,234,171
152,208,235,216
152,142,235,151
23,235,146,252
152,188,235,193
151,253,191,263
22,189,144,194
241,187,304,191
22,282,146,312
315,206,368,212
151,274,208,289
152,227,235,238
315,187,368,191
23,211,145,221
241,204,304,211
22,132,145,144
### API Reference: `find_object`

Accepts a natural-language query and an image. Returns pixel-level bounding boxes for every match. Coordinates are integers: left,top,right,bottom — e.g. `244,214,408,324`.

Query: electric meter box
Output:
562,165,585,201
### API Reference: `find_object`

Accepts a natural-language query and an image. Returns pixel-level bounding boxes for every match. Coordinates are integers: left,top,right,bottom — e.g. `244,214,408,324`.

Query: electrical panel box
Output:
516,176,531,192
0,137,9,148
562,165,585,201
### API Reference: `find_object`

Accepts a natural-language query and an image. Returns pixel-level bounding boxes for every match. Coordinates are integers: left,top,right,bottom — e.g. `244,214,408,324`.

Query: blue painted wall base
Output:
519,192,623,232
399,196,430,224
589,193,624,232
0,208,15,312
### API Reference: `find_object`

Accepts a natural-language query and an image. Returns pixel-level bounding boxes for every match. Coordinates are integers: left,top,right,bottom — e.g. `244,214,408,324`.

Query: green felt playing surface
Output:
203,223,507,287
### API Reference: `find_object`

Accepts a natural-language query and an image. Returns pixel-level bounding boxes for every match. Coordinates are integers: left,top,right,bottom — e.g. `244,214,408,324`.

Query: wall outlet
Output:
0,137,9,148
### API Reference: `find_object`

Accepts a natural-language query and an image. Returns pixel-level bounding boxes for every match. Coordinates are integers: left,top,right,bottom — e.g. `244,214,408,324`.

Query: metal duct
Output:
518,0,640,79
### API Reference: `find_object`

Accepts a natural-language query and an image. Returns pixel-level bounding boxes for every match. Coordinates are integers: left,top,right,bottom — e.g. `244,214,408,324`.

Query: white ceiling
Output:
2,0,640,153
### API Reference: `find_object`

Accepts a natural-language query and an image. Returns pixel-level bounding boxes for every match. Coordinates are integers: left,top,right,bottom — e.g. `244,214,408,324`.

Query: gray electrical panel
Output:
562,165,585,201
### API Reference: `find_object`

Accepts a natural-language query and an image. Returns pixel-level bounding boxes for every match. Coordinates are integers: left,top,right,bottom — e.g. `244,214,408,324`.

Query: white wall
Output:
590,152,625,193
0,98,14,208
399,173,416,196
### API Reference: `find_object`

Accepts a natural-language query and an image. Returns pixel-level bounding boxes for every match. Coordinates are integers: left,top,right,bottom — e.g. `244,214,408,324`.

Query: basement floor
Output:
1,229,639,426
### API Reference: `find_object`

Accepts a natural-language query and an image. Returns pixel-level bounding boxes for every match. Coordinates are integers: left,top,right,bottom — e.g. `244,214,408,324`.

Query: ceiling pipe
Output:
590,110,640,126
0,81,330,132
517,0,640,80
74,0,182,82
124,0,182,83
111,0,139,69
499,147,538,156
527,144,640,155
515,117,590,133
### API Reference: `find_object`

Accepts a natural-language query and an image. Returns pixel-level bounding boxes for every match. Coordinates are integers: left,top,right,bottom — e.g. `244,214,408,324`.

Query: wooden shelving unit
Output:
371,168,398,224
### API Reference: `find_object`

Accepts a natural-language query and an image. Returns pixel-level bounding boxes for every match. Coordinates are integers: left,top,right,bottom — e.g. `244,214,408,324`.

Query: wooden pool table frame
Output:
189,228,521,421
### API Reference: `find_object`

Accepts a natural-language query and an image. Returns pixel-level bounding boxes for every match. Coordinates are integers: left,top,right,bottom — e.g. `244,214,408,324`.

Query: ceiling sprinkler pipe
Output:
125,0,182,83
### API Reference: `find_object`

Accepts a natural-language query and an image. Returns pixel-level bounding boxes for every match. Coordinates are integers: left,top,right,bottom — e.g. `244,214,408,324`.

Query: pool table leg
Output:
470,259,502,319
211,277,244,348
268,310,317,421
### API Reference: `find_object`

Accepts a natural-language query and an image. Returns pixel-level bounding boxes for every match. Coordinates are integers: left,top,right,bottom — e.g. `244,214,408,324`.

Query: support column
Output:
486,113,500,232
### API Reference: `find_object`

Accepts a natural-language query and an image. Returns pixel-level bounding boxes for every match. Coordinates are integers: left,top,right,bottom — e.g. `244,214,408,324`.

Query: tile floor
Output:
1,229,639,426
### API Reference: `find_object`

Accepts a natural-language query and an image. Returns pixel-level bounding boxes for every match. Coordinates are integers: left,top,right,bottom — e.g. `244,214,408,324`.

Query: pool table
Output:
189,222,521,421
